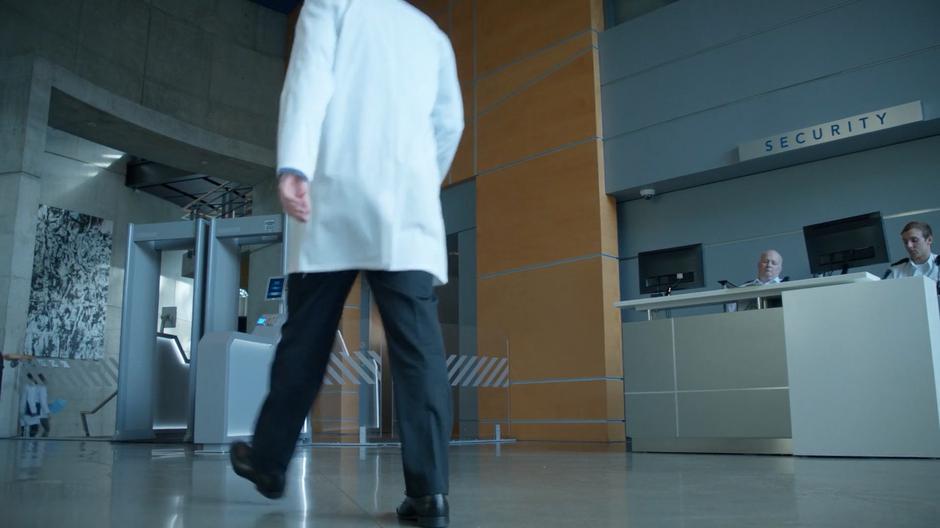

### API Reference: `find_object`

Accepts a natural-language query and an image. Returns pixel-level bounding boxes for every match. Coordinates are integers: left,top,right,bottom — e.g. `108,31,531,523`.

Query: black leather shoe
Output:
229,441,286,499
396,494,449,527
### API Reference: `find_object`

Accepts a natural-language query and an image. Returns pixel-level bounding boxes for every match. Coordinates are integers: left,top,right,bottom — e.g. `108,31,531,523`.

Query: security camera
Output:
639,188,656,200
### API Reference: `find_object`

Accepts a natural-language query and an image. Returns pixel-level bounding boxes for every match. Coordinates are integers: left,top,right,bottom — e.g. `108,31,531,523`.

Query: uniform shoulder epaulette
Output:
891,257,910,267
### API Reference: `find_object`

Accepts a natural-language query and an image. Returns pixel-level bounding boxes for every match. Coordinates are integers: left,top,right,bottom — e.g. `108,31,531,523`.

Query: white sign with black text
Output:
738,101,924,161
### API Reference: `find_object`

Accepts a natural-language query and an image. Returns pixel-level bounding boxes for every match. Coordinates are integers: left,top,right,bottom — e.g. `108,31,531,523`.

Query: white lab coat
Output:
20,383,48,427
278,0,464,285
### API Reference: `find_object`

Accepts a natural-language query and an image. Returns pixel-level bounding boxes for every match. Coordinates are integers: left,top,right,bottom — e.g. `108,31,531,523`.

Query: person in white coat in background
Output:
230,1,463,527
20,373,48,437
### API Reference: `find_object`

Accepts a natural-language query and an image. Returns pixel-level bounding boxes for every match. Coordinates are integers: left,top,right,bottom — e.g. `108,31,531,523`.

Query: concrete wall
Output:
599,0,940,197
617,134,940,321
0,1,282,437
0,127,185,436
0,0,287,149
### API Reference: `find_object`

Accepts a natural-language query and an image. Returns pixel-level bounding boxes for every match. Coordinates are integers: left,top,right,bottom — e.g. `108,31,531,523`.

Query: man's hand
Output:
278,172,311,223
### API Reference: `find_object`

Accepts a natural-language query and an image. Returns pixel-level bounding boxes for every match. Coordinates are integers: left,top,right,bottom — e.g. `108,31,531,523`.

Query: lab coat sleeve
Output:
430,32,464,182
276,0,346,181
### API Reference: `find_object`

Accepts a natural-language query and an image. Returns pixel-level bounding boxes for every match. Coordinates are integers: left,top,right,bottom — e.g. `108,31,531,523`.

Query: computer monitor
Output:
803,212,889,275
638,244,704,295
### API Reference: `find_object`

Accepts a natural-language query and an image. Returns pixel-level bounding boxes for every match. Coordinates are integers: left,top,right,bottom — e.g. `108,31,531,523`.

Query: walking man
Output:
230,1,463,527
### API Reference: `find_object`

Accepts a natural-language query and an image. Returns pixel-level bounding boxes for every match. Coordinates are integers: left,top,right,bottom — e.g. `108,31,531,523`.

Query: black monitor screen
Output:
803,212,888,275
637,244,704,295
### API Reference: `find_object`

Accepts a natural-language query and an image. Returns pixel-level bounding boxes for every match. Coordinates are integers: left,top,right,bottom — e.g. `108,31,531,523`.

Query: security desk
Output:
617,274,940,457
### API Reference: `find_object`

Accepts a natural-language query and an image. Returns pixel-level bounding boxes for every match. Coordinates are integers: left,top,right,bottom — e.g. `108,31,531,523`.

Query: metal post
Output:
371,357,381,429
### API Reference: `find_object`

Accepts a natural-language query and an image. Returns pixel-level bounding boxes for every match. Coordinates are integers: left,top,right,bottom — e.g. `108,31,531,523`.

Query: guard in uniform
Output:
885,254,940,281
728,249,785,311
883,221,939,294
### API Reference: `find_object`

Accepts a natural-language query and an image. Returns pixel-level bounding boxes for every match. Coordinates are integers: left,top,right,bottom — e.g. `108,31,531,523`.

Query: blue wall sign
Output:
265,276,286,300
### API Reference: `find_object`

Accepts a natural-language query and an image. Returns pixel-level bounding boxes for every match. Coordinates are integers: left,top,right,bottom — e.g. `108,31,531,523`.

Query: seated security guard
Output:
728,249,784,311
884,221,939,288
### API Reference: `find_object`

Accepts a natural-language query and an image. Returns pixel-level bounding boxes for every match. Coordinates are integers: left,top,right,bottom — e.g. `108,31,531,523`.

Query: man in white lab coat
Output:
230,1,463,526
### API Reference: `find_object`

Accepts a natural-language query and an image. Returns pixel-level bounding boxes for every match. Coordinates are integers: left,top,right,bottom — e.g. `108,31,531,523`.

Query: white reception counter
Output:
617,274,940,457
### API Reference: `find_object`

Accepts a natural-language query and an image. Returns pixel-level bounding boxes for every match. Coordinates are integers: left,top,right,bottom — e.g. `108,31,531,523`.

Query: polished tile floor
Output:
0,439,938,527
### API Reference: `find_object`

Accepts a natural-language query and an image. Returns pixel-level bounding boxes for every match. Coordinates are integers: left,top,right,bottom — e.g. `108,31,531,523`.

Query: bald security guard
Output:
728,250,785,311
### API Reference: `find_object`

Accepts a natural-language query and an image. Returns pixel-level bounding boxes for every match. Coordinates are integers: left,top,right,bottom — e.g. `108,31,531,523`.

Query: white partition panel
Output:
783,276,940,457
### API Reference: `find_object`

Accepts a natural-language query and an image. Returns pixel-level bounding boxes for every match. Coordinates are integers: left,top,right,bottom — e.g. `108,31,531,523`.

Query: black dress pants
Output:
249,270,452,497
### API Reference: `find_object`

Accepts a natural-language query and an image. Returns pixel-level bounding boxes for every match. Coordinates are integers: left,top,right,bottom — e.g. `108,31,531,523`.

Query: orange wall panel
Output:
477,31,594,113
476,0,596,75
451,0,475,85
340,307,361,350
477,257,610,381
345,276,361,307
477,51,598,171
509,380,622,421
408,0,450,31
509,422,622,442
602,258,623,376
477,386,510,421
477,140,602,274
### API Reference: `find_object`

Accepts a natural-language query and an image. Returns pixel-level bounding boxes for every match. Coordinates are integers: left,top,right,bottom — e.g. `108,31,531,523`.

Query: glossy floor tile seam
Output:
1,439,939,528
302,457,387,527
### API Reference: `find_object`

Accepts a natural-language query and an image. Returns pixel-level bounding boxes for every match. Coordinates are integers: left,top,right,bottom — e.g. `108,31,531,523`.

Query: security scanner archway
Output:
194,214,295,449
202,215,286,336
193,214,373,449
115,219,207,441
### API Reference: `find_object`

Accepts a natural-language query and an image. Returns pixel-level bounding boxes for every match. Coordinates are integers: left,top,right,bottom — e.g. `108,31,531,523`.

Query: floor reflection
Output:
0,439,937,527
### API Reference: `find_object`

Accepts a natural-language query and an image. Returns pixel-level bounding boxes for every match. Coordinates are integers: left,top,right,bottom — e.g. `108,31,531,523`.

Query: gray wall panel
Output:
675,309,788,391
622,319,675,393
624,393,677,438
619,232,811,322
678,389,791,438
442,180,476,235
615,135,940,310
599,0,848,84
604,49,940,192
600,0,940,194
602,0,940,139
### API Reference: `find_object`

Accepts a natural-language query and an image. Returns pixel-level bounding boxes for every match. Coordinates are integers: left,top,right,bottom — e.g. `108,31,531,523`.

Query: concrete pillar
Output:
0,58,49,437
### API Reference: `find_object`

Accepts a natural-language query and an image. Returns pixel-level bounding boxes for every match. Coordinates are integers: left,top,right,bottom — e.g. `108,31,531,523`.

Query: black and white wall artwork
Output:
25,205,113,360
